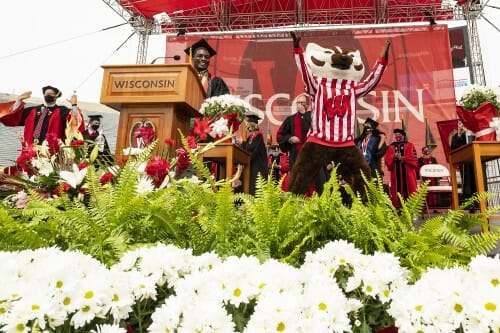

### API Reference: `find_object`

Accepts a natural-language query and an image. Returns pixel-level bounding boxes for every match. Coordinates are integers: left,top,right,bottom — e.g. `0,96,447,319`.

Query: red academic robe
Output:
385,141,418,207
0,102,84,148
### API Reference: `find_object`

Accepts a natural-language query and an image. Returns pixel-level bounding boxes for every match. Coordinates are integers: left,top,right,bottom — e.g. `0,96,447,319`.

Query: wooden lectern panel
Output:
100,64,205,116
100,64,205,158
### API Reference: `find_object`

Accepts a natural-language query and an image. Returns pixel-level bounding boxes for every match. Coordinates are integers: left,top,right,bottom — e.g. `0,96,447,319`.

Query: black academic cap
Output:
184,38,217,58
393,128,406,136
88,115,103,121
42,85,61,97
246,114,261,124
364,117,379,128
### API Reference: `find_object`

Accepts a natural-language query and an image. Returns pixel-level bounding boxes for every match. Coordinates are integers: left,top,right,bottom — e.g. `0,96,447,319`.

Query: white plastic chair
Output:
419,164,453,216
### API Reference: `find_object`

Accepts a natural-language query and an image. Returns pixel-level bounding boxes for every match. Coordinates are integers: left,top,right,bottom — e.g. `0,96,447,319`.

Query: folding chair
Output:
419,164,453,217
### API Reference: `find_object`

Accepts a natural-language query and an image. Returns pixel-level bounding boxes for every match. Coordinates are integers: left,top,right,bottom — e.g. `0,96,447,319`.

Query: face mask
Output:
91,124,100,131
44,95,56,104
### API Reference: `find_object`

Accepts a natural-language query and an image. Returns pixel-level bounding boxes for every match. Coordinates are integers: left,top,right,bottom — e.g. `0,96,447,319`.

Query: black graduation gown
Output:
242,131,268,195
83,130,114,167
276,111,311,168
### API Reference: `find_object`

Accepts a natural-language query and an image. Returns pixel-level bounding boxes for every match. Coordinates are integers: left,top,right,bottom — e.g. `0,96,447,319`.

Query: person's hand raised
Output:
380,40,391,60
68,91,78,105
17,91,32,102
290,31,301,48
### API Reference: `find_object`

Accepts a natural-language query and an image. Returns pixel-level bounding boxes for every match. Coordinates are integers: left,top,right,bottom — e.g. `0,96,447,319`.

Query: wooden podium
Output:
100,64,205,158
449,141,500,231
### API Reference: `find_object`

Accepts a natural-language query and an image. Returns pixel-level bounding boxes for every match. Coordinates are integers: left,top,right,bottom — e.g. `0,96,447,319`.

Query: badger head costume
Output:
286,32,391,201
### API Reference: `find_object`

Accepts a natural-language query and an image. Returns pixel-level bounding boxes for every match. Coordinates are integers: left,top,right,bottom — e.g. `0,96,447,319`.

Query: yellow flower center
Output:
484,302,496,312
318,302,327,311
84,291,94,299
454,304,463,313
276,322,285,331
415,305,423,312
233,288,241,297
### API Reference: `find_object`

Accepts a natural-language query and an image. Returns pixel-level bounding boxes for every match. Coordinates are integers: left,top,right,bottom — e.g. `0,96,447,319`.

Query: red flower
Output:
77,162,89,170
54,182,72,196
164,138,176,146
145,156,170,187
71,140,85,147
16,146,37,174
45,133,60,154
99,172,114,184
174,148,192,178
187,136,197,149
225,113,241,133
192,118,212,141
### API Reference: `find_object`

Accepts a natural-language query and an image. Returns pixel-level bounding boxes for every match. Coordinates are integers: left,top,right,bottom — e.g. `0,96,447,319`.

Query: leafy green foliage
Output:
1,151,499,280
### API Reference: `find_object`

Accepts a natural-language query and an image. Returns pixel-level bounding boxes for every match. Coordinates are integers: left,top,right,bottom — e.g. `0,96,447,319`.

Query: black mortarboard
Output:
364,117,379,128
42,85,61,97
88,115,103,121
246,114,261,124
393,128,406,136
184,39,217,58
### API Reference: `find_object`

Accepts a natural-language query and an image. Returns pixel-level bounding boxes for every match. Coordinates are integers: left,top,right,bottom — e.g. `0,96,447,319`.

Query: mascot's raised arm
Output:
287,31,391,201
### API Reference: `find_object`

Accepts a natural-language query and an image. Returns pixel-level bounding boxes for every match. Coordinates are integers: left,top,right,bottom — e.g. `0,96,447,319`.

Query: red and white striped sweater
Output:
294,47,388,147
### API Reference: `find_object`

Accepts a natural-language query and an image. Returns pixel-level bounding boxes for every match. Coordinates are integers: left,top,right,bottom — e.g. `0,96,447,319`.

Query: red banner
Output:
166,25,456,171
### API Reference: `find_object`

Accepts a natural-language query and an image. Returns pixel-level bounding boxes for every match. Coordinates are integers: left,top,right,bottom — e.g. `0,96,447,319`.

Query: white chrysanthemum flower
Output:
304,239,364,275
106,270,135,321
244,291,303,333
136,176,154,194
91,324,127,333
178,299,236,333
148,296,185,333
301,274,352,333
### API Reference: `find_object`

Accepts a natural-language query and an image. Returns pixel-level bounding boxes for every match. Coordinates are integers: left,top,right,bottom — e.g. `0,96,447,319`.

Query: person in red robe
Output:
0,86,84,149
385,128,418,208
417,146,439,206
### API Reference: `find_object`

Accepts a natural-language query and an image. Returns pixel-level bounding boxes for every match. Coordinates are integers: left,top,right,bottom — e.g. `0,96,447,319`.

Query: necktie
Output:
33,107,48,141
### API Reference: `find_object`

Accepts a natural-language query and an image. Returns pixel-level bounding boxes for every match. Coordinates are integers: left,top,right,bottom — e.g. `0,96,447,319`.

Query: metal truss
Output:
156,0,454,34
454,0,486,86
102,0,465,63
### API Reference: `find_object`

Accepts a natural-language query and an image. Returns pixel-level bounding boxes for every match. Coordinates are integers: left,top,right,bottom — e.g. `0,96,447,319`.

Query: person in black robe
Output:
83,115,113,167
277,93,327,194
354,117,387,179
241,115,268,195
184,38,230,97
450,120,477,208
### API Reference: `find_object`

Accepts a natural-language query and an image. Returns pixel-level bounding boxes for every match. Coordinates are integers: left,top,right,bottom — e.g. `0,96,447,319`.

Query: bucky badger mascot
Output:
287,32,391,199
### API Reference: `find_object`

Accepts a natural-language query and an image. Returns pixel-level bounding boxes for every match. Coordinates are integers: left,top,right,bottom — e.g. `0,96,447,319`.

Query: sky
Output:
0,0,499,104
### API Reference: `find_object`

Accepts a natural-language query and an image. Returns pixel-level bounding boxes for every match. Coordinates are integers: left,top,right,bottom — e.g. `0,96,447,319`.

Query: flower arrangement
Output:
458,85,500,111
1,132,226,207
199,94,251,122
195,95,252,140
456,85,500,141
0,242,499,333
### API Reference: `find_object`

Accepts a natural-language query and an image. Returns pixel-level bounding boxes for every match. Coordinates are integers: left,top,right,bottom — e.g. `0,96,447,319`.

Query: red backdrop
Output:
166,25,456,172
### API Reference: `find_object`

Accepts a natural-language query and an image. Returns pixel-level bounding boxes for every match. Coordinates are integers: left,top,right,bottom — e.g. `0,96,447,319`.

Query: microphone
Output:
150,55,181,64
